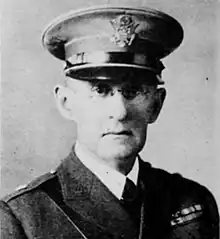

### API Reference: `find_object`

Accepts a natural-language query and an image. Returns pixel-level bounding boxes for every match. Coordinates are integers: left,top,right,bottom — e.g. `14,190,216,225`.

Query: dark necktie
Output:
122,177,138,201
121,177,142,225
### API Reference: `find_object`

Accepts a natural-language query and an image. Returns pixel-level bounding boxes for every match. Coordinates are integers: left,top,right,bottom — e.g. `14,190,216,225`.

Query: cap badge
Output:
110,15,139,47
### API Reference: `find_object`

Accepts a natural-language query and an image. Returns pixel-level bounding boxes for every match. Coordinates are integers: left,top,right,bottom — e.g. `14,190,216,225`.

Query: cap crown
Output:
42,6,183,60
42,6,183,82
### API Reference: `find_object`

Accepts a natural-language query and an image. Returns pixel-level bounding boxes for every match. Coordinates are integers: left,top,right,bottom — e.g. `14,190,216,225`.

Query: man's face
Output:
57,74,164,166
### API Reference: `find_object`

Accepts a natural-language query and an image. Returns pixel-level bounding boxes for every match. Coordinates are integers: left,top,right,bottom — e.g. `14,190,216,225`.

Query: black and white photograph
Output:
1,0,219,238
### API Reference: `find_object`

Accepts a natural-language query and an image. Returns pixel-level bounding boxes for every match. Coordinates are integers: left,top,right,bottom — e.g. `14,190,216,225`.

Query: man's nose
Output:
108,91,129,121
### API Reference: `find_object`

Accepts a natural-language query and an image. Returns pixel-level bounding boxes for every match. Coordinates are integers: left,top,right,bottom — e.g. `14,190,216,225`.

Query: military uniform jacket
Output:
1,150,219,239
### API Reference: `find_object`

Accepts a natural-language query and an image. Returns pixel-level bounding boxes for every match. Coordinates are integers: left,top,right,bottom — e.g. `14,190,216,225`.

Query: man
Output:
0,6,219,239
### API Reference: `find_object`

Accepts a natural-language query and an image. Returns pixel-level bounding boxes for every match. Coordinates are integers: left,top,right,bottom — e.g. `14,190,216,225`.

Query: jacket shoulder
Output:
169,175,219,221
147,164,219,236
146,163,218,211
1,170,57,203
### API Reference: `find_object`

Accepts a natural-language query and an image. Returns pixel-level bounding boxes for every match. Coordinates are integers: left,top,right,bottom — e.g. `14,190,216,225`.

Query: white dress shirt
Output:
75,141,139,199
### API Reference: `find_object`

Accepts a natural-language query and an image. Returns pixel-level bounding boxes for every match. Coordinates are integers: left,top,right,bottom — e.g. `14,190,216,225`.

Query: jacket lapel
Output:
56,150,138,239
138,159,172,239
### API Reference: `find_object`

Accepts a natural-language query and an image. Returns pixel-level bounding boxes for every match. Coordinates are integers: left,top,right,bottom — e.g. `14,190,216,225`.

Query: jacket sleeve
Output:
168,182,219,239
0,200,27,239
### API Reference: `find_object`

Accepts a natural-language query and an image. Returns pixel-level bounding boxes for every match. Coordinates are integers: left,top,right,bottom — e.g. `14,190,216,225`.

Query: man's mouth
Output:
103,130,132,136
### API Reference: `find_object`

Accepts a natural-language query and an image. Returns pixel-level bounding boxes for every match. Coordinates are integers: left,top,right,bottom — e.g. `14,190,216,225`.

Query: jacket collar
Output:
56,148,139,239
74,141,139,199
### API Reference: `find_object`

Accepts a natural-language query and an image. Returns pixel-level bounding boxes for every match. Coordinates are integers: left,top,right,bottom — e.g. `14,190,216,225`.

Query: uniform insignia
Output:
110,15,139,47
50,169,56,174
16,184,27,191
171,204,203,226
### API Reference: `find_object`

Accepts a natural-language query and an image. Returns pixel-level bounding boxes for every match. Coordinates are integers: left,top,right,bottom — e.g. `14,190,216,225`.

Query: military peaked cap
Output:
42,6,184,83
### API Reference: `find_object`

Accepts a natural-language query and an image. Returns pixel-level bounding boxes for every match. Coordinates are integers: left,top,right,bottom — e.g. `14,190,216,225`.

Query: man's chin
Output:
97,142,138,162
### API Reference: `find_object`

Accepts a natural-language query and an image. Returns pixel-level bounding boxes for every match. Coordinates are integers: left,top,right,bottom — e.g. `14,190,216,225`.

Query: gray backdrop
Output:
1,0,220,208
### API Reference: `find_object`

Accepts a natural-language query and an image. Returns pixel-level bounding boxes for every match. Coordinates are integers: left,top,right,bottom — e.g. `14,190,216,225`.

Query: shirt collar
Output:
75,141,139,199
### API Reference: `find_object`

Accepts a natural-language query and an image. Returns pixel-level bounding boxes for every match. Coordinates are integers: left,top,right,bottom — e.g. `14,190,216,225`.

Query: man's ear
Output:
53,85,76,121
149,88,166,124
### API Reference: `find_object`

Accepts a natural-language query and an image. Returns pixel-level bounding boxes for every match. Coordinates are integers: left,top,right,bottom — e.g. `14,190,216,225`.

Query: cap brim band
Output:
65,52,164,74
65,64,164,84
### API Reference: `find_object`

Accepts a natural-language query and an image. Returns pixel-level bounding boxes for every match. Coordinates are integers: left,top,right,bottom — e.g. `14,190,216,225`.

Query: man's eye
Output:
121,84,151,99
122,88,138,98
92,83,112,96
121,85,141,99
